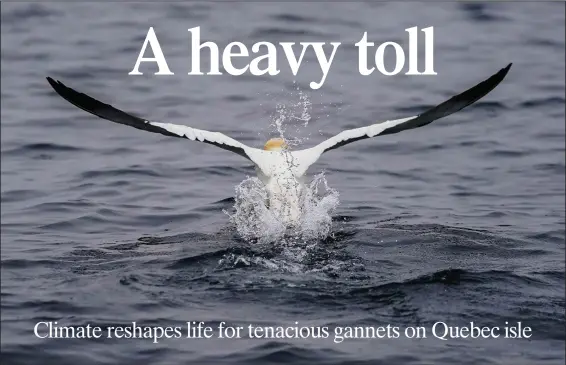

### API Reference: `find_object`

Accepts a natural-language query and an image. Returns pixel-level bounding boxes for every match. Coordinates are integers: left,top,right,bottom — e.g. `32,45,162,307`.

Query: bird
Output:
46,63,511,225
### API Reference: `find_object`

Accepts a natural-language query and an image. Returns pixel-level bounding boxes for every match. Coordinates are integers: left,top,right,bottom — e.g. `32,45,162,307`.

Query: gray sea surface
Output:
1,2,565,365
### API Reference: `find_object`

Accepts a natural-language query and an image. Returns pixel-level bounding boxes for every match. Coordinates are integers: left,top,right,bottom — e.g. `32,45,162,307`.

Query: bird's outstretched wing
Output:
46,77,258,161
291,63,512,176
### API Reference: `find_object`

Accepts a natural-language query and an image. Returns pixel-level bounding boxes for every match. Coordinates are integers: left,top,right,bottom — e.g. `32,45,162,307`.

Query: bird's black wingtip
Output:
46,76,61,90
486,63,512,86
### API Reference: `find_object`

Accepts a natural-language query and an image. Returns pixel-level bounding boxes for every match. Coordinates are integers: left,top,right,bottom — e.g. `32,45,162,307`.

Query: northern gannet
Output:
46,63,511,224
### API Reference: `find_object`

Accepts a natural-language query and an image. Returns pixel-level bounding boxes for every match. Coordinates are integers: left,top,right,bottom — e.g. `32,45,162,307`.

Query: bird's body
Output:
253,139,305,224
46,63,511,227
256,151,305,224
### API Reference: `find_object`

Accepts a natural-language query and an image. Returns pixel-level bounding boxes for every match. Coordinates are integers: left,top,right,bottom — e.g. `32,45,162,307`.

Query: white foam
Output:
225,173,339,244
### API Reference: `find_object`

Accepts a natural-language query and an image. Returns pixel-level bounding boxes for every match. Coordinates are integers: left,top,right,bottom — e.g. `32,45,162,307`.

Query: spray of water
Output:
225,172,339,244
224,87,340,244
270,86,312,148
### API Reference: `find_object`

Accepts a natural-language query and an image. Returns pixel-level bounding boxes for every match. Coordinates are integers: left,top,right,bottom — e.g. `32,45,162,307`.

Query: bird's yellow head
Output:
263,138,288,151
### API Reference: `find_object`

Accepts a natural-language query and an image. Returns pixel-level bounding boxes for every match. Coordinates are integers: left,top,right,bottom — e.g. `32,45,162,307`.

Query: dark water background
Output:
1,2,565,364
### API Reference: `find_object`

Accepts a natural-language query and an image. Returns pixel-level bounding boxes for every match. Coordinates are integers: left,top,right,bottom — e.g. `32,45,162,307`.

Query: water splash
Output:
270,85,312,149
296,173,340,241
225,172,339,244
224,86,339,243
224,176,286,243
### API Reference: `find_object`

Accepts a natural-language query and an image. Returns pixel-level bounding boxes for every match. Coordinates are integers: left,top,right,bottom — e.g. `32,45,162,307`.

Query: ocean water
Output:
1,2,565,364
